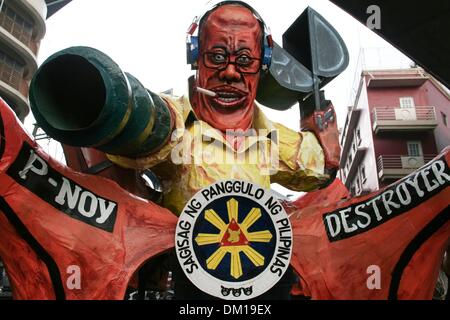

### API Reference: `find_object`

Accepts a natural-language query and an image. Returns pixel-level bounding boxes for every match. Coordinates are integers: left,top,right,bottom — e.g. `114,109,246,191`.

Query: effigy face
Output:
192,5,262,132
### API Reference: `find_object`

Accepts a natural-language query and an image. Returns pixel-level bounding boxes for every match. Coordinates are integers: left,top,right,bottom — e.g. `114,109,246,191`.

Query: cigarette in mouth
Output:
196,87,217,97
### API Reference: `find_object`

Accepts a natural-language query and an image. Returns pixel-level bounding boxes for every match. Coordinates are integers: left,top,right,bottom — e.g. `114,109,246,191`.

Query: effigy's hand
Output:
301,103,340,171
302,107,335,132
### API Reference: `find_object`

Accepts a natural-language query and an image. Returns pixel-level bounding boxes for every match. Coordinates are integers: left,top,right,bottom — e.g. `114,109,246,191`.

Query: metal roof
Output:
45,0,72,19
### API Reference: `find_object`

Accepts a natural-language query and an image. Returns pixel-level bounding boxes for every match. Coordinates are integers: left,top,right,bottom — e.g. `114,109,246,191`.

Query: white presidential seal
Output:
175,180,293,300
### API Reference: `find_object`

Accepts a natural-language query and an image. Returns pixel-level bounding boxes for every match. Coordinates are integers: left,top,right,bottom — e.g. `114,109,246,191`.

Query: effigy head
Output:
191,2,267,132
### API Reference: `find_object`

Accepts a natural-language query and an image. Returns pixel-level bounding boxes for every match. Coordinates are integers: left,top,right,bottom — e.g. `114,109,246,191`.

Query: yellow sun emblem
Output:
195,198,273,279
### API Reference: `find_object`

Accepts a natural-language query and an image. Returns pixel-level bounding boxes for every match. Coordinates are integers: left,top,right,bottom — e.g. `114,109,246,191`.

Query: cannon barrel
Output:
29,46,172,157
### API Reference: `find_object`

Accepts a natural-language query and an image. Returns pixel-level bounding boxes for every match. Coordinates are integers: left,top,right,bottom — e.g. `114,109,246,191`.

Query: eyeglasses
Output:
203,52,261,74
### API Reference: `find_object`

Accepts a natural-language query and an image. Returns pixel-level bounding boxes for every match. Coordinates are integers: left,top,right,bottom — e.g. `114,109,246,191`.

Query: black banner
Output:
7,143,118,233
323,155,450,242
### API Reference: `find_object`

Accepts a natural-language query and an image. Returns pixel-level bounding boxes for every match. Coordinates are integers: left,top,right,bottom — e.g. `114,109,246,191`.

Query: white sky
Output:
25,0,412,195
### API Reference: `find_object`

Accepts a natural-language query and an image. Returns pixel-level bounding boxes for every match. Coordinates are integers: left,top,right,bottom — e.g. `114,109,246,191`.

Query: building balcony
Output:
377,154,436,181
372,106,438,133
0,55,30,120
0,78,29,121
0,27,37,79
0,10,38,55
366,74,428,88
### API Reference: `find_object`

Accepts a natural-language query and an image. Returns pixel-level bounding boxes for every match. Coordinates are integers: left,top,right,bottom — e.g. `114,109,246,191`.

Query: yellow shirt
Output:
108,95,329,215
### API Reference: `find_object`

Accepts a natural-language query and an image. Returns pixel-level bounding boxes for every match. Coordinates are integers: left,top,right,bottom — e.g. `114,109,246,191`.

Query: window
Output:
361,165,366,183
407,141,423,157
0,4,34,48
352,177,361,195
356,128,361,146
400,97,415,109
442,112,448,127
0,49,24,89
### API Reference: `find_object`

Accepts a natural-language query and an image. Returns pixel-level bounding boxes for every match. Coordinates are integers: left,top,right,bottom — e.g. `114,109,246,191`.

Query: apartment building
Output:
339,68,450,195
0,0,71,122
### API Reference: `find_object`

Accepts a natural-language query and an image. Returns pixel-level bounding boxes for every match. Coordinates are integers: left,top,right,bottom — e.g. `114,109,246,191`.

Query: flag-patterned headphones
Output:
186,0,273,71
